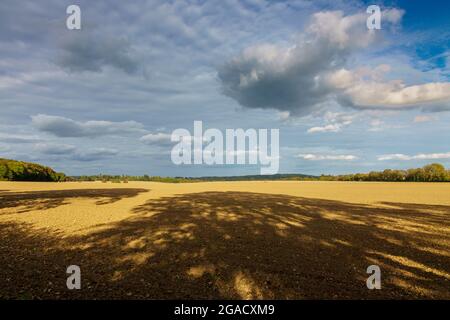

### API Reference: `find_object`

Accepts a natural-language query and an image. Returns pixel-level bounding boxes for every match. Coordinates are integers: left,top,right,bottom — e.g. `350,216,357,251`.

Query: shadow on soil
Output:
0,191,449,299
0,188,149,213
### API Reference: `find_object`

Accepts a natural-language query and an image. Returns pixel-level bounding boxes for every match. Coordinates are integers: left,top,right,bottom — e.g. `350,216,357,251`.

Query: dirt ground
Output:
0,181,449,299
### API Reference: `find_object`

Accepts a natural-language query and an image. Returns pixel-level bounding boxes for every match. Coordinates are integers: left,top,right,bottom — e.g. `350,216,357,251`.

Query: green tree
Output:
422,163,447,182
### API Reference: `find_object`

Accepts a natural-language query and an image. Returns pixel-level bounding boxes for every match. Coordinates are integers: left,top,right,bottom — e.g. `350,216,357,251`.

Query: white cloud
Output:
383,8,405,24
140,133,173,146
32,114,146,138
378,152,450,161
307,124,341,133
306,10,380,49
277,111,291,121
297,154,358,161
327,67,450,110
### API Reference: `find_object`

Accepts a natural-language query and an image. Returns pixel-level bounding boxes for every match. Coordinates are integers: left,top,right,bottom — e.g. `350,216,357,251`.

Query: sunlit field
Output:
0,181,449,299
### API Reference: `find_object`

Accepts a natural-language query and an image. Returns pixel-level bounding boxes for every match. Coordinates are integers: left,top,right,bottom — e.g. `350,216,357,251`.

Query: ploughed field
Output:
0,181,449,299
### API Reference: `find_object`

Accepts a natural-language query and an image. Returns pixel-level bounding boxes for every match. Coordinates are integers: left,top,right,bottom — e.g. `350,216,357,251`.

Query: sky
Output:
0,0,449,176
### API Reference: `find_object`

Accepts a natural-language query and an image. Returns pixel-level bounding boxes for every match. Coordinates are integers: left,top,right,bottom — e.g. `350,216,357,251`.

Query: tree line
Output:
69,174,195,183
1,157,449,183
72,163,450,183
319,163,450,182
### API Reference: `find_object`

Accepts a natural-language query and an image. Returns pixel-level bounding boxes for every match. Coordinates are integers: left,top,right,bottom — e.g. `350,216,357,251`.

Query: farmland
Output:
0,181,449,299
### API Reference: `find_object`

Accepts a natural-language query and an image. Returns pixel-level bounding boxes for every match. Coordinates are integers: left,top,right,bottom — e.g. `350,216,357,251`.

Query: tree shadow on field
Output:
0,188,149,213
0,191,449,299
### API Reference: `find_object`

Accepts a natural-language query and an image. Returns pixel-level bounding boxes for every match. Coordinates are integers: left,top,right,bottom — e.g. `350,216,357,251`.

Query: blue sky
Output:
0,0,449,176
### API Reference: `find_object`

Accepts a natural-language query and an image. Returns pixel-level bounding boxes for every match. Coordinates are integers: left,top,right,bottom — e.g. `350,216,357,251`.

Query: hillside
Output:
0,158,65,182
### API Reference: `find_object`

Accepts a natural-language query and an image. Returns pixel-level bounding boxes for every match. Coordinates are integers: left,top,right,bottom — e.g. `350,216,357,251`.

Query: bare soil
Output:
0,181,449,299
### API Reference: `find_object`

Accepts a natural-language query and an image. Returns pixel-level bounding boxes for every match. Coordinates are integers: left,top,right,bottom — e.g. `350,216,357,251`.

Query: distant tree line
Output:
319,163,450,182
0,158,66,182
1,157,449,183
70,173,318,183
71,164,450,183
70,174,197,183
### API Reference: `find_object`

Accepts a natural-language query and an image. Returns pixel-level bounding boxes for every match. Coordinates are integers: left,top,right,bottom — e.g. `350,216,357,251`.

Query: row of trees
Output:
74,164,450,183
320,163,450,182
1,157,449,183
0,158,66,182
70,174,195,183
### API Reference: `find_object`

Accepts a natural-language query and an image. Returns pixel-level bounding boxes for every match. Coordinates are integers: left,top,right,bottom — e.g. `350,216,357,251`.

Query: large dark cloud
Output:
218,44,334,116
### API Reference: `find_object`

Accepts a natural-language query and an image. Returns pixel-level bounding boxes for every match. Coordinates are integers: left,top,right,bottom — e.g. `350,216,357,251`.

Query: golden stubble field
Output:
0,181,449,299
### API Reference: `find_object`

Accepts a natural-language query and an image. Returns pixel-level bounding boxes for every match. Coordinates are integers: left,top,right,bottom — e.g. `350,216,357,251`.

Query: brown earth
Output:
0,181,449,299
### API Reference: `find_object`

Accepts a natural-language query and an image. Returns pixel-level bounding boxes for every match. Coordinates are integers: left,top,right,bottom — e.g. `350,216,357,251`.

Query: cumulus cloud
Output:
327,68,450,110
378,152,450,161
57,34,140,74
297,154,357,161
219,9,450,115
218,10,403,116
32,114,145,138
